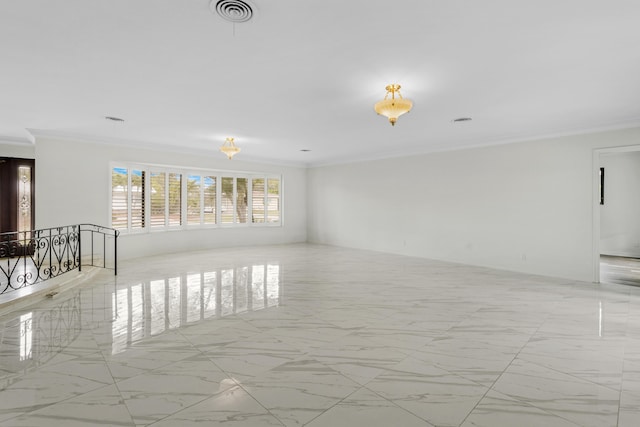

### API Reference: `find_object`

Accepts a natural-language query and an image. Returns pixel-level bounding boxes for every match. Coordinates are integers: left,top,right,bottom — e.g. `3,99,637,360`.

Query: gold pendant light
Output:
374,84,413,126
220,137,241,159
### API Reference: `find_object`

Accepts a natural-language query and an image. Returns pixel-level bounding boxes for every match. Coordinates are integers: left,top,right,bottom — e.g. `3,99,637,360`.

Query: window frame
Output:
109,162,282,233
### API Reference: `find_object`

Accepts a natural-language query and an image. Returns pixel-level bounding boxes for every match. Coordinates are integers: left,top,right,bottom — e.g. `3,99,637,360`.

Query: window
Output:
267,178,281,223
252,178,265,223
203,176,216,225
110,164,281,232
131,170,145,229
221,177,234,225
220,177,250,225
111,168,128,229
251,177,280,223
150,172,166,227
187,175,202,225
237,178,248,224
168,173,182,226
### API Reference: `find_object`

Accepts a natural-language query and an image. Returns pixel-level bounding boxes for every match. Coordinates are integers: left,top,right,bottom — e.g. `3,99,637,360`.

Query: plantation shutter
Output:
187,175,201,225
203,176,216,224
111,168,128,229
150,172,166,227
131,170,145,229
251,178,265,223
267,178,280,223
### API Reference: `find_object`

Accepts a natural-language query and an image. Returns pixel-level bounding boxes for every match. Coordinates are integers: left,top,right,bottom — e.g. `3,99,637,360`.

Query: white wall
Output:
0,141,35,159
34,136,307,259
308,127,640,282
600,151,640,257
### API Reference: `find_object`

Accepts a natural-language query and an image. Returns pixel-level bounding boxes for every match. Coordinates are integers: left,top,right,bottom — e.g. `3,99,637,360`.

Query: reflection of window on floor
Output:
150,279,165,336
221,268,234,316
109,264,280,354
112,288,129,354
20,312,32,361
131,284,144,343
236,266,249,314
203,272,217,318
3,295,82,367
252,265,265,310
168,277,181,329
187,274,202,323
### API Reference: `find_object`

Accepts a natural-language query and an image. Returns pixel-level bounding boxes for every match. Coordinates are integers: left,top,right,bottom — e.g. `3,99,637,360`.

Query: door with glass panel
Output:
0,158,35,255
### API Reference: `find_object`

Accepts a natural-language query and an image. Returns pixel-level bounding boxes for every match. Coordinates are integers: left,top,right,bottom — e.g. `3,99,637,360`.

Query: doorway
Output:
594,147,640,285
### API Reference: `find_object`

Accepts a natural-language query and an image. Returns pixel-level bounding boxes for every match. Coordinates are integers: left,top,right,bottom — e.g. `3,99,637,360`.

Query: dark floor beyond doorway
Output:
601,255,640,287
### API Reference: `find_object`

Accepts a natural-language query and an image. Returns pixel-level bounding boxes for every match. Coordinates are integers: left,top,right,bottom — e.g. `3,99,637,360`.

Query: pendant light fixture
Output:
220,137,241,159
374,84,413,126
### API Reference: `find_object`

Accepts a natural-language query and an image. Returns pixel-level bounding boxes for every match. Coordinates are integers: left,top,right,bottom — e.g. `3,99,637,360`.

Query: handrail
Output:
0,224,119,295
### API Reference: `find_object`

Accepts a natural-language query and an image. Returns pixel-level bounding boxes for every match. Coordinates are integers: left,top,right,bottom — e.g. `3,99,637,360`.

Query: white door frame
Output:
592,144,640,283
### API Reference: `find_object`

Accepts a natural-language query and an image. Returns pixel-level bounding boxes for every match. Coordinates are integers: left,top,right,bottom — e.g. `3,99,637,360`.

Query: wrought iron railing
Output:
0,224,118,295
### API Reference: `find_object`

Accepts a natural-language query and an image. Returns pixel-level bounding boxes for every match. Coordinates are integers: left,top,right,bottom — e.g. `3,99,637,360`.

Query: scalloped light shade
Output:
374,84,413,126
220,137,241,159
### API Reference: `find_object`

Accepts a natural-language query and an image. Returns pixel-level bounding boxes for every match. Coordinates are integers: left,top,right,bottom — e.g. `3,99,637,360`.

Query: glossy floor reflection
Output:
1,244,640,426
601,255,640,287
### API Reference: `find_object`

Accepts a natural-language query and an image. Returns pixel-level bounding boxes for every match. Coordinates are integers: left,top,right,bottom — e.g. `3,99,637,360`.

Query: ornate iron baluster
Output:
0,224,118,294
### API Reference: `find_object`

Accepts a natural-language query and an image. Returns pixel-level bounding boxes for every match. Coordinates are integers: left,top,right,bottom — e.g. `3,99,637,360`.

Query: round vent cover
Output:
211,0,255,23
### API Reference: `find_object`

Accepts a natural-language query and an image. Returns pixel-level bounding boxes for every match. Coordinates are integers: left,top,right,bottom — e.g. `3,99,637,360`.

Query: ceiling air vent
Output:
211,0,255,23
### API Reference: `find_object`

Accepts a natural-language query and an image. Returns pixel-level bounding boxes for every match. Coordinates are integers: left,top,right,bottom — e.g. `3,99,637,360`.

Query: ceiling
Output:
2,0,640,167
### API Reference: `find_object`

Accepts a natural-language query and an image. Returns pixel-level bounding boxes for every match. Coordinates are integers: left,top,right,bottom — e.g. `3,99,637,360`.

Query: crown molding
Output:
26,129,307,169
25,118,640,170
308,119,640,168
0,135,34,146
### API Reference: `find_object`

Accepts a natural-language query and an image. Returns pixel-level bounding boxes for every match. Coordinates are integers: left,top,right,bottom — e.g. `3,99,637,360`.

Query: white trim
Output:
0,136,34,146
27,122,640,169
593,149,601,284
108,166,114,228
592,144,640,283
309,122,640,168
29,129,306,168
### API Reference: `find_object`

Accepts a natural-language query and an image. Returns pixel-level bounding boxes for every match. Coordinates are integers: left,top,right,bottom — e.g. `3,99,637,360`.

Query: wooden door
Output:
0,158,35,255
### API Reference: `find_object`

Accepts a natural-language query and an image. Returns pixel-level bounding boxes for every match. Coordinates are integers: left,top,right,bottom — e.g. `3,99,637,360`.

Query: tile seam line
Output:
0,381,123,426
174,322,287,427
614,297,633,427
455,308,579,427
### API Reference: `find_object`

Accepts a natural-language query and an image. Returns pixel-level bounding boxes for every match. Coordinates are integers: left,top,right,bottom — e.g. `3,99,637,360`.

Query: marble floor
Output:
1,244,640,426
601,255,640,287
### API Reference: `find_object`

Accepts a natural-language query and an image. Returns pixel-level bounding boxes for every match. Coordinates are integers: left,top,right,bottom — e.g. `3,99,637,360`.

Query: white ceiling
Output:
2,0,640,166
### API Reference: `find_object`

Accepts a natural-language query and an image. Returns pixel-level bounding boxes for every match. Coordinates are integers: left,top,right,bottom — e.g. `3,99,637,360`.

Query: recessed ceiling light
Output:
452,117,472,123
105,116,125,122
211,0,255,23
300,149,311,152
